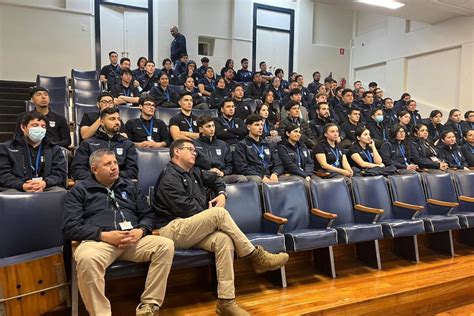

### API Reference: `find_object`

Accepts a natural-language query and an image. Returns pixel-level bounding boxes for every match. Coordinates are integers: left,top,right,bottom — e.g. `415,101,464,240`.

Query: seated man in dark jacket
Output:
234,114,284,183
16,86,71,148
278,101,316,149
244,72,265,100
152,139,288,316
63,149,174,316
71,107,138,180
214,98,247,146
0,111,66,192
193,115,247,184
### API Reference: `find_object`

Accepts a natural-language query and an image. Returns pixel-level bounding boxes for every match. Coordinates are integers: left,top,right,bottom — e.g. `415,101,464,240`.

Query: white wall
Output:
0,0,95,82
351,13,474,117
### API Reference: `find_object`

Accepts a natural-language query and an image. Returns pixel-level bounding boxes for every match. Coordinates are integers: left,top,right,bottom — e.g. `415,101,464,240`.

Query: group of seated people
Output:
1,54,473,315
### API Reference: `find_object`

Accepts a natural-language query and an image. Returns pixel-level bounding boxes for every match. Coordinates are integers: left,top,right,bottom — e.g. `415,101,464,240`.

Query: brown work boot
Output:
136,303,159,316
216,299,250,316
250,245,289,274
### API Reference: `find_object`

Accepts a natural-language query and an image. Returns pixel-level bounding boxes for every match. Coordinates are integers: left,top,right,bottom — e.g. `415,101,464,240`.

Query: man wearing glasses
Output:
125,96,170,148
153,139,289,315
79,92,127,141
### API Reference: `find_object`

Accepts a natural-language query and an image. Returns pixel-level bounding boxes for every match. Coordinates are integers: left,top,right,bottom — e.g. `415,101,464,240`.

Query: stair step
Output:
0,92,30,100
0,87,32,94
0,81,35,89
0,122,16,133
0,113,20,121
0,105,26,114
0,132,13,143
0,99,26,107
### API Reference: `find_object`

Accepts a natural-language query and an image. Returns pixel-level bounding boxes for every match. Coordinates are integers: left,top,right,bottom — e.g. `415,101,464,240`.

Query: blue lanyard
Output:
399,144,408,165
183,116,194,132
263,121,269,133
296,147,303,169
28,144,43,177
222,118,235,129
382,128,387,141
412,112,417,125
470,145,474,154
141,118,154,137
329,146,340,167
252,143,269,169
163,88,170,101
362,149,373,163
123,87,131,97
452,150,461,166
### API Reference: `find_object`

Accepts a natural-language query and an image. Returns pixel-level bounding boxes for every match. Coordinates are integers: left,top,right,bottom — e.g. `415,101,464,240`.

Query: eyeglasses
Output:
179,146,197,154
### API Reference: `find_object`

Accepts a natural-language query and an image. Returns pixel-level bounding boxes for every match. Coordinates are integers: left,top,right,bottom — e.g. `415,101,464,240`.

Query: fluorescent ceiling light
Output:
357,0,405,10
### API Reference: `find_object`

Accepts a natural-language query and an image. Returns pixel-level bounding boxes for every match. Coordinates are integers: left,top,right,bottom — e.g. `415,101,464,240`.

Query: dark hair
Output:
162,58,172,66
139,96,155,106
368,82,377,87
158,72,169,80
261,89,274,104
354,80,361,85
362,91,373,98
21,111,48,127
29,86,49,99
348,107,361,115
178,90,192,100
255,102,269,114
119,57,130,65
100,106,119,119
205,66,214,73
324,77,332,84
252,71,261,79
259,61,266,67
318,123,339,144
315,92,326,100
315,102,328,111
232,84,244,92
146,60,155,66
241,58,248,64
383,97,393,105
196,115,214,128
246,114,263,125
389,123,406,140
463,129,474,138
220,97,234,108
108,51,118,57
120,68,133,76
295,74,303,81
465,110,474,119
284,122,300,136
201,57,209,63
341,88,353,97
398,110,410,119
97,91,113,102
136,56,147,67
275,68,284,76
224,67,235,74
429,110,442,118
216,76,226,85
440,129,456,141
399,92,411,100
355,126,369,140
371,107,383,116
289,88,301,97
312,71,320,77
224,59,234,68
169,139,192,158
335,86,343,95
285,100,300,111
412,123,427,137
406,100,416,108
448,109,461,119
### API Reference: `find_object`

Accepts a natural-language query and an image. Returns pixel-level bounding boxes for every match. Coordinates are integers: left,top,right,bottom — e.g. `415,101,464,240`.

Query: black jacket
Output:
380,140,413,169
335,102,359,124
234,137,283,177
460,143,474,167
409,139,441,169
152,162,226,228
443,120,464,144
436,143,468,169
209,87,230,109
366,119,388,142
309,116,338,139
62,177,155,241
233,99,252,121
427,122,443,144
170,33,187,62
194,135,233,175
214,116,247,145
278,116,316,149
149,85,179,107
71,129,138,180
0,135,67,191
245,83,265,100
277,139,314,178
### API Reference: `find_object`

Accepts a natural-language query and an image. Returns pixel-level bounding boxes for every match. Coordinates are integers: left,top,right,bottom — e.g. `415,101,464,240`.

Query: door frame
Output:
252,3,295,75
94,0,153,71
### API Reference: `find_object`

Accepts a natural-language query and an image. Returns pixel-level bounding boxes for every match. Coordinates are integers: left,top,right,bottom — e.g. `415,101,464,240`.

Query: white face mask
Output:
28,126,46,142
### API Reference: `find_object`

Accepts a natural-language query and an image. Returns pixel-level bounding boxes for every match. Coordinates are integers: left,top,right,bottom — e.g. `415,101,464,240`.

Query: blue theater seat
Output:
193,108,218,118
136,148,170,200
71,69,99,80
36,75,68,106
72,77,101,91
118,105,141,123
452,172,474,230
73,89,101,106
311,177,384,270
26,100,70,121
352,176,425,262
155,107,180,126
262,180,338,277
389,173,460,256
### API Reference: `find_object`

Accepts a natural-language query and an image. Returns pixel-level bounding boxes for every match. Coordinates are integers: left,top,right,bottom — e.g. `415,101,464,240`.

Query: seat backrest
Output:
74,102,98,125
0,191,67,258
352,176,394,221
36,75,68,104
388,174,426,207
72,69,98,80
168,85,183,95
73,89,101,105
136,148,170,196
193,108,218,118
119,106,141,123
155,107,180,126
310,177,355,225
262,180,310,232
452,172,474,197
226,182,263,234
73,77,101,91
243,98,257,113
26,100,69,121
422,173,458,203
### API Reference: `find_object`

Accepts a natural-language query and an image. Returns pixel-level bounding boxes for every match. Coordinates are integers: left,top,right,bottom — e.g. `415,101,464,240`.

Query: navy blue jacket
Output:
380,140,413,169
170,33,187,62
409,139,441,169
71,129,138,180
234,137,283,177
62,177,155,241
194,135,233,175
436,143,468,169
214,116,247,145
277,139,314,178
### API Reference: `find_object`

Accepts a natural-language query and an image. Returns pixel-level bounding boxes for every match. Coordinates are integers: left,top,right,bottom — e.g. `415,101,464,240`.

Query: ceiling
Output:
312,0,474,24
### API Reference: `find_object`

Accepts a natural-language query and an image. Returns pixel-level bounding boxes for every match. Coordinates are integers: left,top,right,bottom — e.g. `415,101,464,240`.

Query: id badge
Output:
32,177,43,181
119,221,133,230
188,127,194,132
147,136,152,141
430,157,440,162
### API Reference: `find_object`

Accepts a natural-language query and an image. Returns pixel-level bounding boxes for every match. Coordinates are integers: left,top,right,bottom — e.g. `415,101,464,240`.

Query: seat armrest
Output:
313,170,330,178
354,204,384,214
311,208,337,219
459,195,474,203
263,212,288,225
393,201,424,212
426,198,459,208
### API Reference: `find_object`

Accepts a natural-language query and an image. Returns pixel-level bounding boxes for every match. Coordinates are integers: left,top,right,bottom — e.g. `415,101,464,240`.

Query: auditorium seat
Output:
25,100,70,121
193,108,218,118
36,75,68,105
243,98,258,113
118,106,141,123
168,84,183,95
72,77,101,91
262,180,338,278
226,181,287,287
73,89,101,105
73,103,99,144
311,177,384,270
452,172,474,229
389,173,460,256
155,107,180,126
352,176,425,262
71,69,99,80
136,148,170,200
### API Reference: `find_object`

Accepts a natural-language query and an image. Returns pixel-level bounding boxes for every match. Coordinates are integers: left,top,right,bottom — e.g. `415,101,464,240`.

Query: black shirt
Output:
110,83,140,99
312,142,344,171
169,112,199,133
79,111,126,142
341,121,362,142
124,117,170,144
348,142,375,168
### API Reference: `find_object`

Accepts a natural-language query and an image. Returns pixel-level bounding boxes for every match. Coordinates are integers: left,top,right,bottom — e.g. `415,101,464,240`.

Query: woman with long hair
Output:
348,126,384,171
410,123,448,171
436,130,469,171
461,129,474,167
380,124,418,173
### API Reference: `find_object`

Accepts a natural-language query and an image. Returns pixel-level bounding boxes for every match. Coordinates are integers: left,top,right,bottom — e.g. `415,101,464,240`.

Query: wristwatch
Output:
139,227,148,237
